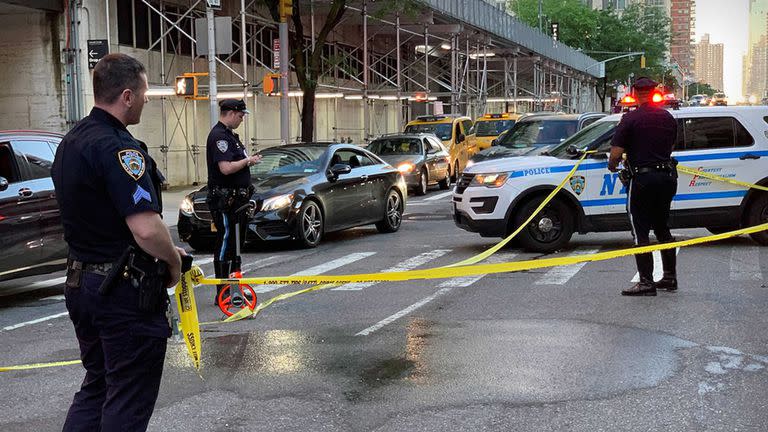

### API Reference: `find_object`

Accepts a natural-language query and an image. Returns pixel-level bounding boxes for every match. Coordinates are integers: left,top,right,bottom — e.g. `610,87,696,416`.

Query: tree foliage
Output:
508,0,673,110
686,81,720,97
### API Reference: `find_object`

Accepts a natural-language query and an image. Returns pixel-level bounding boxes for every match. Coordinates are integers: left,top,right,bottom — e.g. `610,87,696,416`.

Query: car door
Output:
426,136,449,181
0,141,43,276
672,114,756,213
322,149,371,230
39,139,67,265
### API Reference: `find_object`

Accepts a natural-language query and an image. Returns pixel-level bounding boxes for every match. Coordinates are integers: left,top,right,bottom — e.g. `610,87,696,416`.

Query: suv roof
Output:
0,130,64,139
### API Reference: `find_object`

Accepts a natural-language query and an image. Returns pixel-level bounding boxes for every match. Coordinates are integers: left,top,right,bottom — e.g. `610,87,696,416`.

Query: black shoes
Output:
621,281,657,296
655,277,678,291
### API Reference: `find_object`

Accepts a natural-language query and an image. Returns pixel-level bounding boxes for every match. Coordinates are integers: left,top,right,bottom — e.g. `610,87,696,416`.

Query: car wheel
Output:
452,162,460,182
294,200,323,248
746,193,768,246
438,170,450,190
513,197,574,253
376,189,403,233
416,169,428,196
187,236,213,252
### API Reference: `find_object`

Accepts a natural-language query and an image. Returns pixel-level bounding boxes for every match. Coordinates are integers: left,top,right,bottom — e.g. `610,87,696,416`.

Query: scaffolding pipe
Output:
424,24,429,115
241,0,249,148
206,6,218,127
160,1,169,174
363,0,369,141
396,13,402,130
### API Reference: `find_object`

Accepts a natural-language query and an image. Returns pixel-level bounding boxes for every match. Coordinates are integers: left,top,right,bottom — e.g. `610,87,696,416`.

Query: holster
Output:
618,168,633,187
98,245,169,313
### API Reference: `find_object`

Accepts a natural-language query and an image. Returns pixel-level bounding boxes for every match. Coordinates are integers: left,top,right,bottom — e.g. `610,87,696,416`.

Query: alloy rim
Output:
387,193,402,227
302,204,322,243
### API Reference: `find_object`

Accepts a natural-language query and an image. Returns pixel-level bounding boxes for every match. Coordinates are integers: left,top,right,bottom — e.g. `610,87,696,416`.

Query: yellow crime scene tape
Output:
4,157,768,372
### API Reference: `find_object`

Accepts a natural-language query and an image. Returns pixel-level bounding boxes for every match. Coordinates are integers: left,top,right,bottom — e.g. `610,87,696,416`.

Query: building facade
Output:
693,33,723,91
744,0,768,100
669,0,695,75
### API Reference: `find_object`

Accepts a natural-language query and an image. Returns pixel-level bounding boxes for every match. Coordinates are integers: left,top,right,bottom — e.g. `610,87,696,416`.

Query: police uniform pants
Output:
627,170,677,245
211,207,248,277
63,272,170,432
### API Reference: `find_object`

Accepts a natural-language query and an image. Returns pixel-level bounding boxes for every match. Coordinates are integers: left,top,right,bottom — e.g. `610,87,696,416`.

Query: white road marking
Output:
535,248,600,285
194,257,215,266
3,311,69,332
254,252,376,293
730,246,763,281
423,191,453,201
333,249,451,291
241,254,288,272
632,248,679,282
41,294,66,301
355,287,452,336
438,252,519,288
27,276,66,290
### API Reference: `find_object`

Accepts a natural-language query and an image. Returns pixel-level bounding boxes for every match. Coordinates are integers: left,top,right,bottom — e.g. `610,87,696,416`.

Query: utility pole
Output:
206,4,218,128
538,0,543,32
279,0,292,144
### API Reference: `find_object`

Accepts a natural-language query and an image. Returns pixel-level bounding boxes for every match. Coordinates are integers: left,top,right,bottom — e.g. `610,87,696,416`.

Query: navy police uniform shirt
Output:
610,103,677,168
206,121,250,187
52,108,162,263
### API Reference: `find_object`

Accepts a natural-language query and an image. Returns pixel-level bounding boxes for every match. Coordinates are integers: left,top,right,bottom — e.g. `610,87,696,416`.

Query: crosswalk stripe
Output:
438,252,519,288
535,247,600,285
333,249,452,291
631,248,679,282
194,257,215,266
254,252,376,293
241,255,287,273
423,191,453,201
730,246,763,281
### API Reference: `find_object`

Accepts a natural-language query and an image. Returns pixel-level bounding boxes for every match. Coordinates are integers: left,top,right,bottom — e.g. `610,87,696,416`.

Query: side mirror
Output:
457,133,465,143
491,139,498,146
566,145,579,155
329,163,352,180
0,176,7,191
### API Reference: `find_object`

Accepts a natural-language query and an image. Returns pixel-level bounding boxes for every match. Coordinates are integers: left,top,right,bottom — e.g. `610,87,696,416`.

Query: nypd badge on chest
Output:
118,149,146,180
217,140,229,152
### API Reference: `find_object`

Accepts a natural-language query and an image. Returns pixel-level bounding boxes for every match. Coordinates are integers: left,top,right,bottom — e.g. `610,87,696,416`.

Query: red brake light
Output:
651,92,663,103
621,95,636,104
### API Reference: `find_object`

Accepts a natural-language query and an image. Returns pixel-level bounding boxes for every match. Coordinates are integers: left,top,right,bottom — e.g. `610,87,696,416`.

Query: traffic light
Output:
640,55,646,69
550,22,559,41
279,0,293,20
263,73,280,96
175,75,197,97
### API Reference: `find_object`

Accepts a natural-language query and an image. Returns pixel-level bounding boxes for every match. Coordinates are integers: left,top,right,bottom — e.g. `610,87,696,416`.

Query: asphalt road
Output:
1,187,767,431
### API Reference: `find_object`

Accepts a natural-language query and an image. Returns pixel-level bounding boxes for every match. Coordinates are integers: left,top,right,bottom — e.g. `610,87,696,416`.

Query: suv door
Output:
0,141,44,277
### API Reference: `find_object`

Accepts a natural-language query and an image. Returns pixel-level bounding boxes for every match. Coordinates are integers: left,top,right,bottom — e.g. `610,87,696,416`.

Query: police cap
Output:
219,99,250,114
632,77,659,91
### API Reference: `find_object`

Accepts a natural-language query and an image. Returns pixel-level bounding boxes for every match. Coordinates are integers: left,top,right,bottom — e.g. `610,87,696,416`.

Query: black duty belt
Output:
632,164,674,175
67,259,114,276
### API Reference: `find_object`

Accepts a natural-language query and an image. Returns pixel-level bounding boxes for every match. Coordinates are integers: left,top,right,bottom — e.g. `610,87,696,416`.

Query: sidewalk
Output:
162,185,201,226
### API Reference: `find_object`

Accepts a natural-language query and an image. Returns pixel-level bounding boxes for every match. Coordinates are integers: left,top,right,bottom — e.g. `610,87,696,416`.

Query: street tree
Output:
686,81,720,97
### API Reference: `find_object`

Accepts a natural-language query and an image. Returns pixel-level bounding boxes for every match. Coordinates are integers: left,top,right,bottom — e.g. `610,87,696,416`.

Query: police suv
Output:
453,106,768,252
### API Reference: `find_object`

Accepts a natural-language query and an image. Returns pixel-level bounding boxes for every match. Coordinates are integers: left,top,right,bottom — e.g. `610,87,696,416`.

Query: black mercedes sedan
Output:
366,133,451,195
178,143,407,250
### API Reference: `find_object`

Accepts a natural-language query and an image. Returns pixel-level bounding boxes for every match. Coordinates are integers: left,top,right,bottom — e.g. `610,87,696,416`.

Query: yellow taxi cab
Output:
404,114,474,181
469,113,520,152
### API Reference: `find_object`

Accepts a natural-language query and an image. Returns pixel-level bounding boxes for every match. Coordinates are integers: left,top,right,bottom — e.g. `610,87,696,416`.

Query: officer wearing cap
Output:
608,76,679,296
52,53,185,430
206,99,261,303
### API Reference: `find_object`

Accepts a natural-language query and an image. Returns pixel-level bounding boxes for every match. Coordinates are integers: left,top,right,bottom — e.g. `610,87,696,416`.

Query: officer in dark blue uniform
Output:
609,77,679,296
206,99,260,303
52,53,184,431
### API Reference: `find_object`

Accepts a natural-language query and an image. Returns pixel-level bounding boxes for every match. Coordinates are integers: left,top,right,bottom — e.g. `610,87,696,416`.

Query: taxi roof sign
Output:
482,113,510,119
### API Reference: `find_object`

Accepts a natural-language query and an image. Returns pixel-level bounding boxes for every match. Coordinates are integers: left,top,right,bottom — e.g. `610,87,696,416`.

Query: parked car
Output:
468,112,606,164
0,130,67,282
468,113,520,152
689,94,707,106
178,143,407,250
711,92,728,106
454,106,768,252
404,114,475,181
367,133,451,195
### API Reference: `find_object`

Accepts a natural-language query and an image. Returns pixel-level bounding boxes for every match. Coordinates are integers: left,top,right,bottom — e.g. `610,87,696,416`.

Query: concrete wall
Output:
0,6,65,131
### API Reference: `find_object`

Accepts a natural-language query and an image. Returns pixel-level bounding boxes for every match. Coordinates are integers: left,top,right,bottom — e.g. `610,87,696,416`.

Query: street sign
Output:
86,39,108,69
550,22,559,42
206,0,221,9
273,39,280,69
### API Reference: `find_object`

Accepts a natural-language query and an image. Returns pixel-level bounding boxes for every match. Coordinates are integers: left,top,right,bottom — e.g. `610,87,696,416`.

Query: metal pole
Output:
396,13,402,130
240,0,249,148
538,0,543,32
424,24,429,115
363,0,369,142
105,0,111,48
451,34,457,114
206,6,218,128
160,1,168,174
503,56,509,113
513,55,517,113
279,20,290,143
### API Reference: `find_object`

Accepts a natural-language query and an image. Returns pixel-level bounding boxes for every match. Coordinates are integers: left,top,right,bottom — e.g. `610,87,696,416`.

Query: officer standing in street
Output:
608,77,679,296
206,99,261,303
52,53,184,431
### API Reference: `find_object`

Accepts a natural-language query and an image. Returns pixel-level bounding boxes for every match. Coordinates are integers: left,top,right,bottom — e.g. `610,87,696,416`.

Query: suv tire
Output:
513,196,574,253
747,193,768,246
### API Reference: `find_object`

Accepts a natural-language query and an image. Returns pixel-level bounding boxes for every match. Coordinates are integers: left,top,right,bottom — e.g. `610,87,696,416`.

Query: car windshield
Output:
368,138,422,155
547,120,619,158
250,146,327,178
404,123,452,141
714,93,726,98
496,119,578,148
474,119,516,137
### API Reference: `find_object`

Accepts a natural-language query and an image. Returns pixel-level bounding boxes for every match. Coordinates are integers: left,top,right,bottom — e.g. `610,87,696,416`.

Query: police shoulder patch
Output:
117,149,146,181
217,140,229,153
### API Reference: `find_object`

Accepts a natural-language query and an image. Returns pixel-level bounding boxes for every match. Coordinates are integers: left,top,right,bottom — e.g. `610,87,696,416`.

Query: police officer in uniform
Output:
52,53,184,430
608,77,679,296
206,99,261,303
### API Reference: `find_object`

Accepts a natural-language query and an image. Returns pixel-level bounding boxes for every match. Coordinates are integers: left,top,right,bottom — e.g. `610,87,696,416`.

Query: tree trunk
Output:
301,85,316,142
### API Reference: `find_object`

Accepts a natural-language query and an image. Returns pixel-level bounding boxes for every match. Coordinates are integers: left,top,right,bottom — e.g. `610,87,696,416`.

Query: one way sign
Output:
87,39,109,69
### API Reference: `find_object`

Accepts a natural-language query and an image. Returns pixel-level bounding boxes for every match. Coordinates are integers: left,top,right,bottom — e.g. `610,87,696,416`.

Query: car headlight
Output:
180,197,194,216
398,162,415,173
469,173,510,188
261,193,294,211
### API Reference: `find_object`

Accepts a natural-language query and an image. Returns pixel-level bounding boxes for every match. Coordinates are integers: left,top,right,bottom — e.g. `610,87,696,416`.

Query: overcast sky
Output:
694,0,749,100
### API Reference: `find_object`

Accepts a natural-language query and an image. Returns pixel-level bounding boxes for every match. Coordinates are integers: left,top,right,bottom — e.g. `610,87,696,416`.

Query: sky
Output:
694,0,750,100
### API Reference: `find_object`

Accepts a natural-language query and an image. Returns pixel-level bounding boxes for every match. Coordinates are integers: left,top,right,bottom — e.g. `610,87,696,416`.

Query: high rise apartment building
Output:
694,34,723,90
744,0,768,99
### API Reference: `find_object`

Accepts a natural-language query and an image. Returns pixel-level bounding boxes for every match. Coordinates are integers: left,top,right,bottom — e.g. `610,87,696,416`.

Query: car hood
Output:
189,174,312,200
465,155,566,173
377,155,423,166
471,145,553,162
